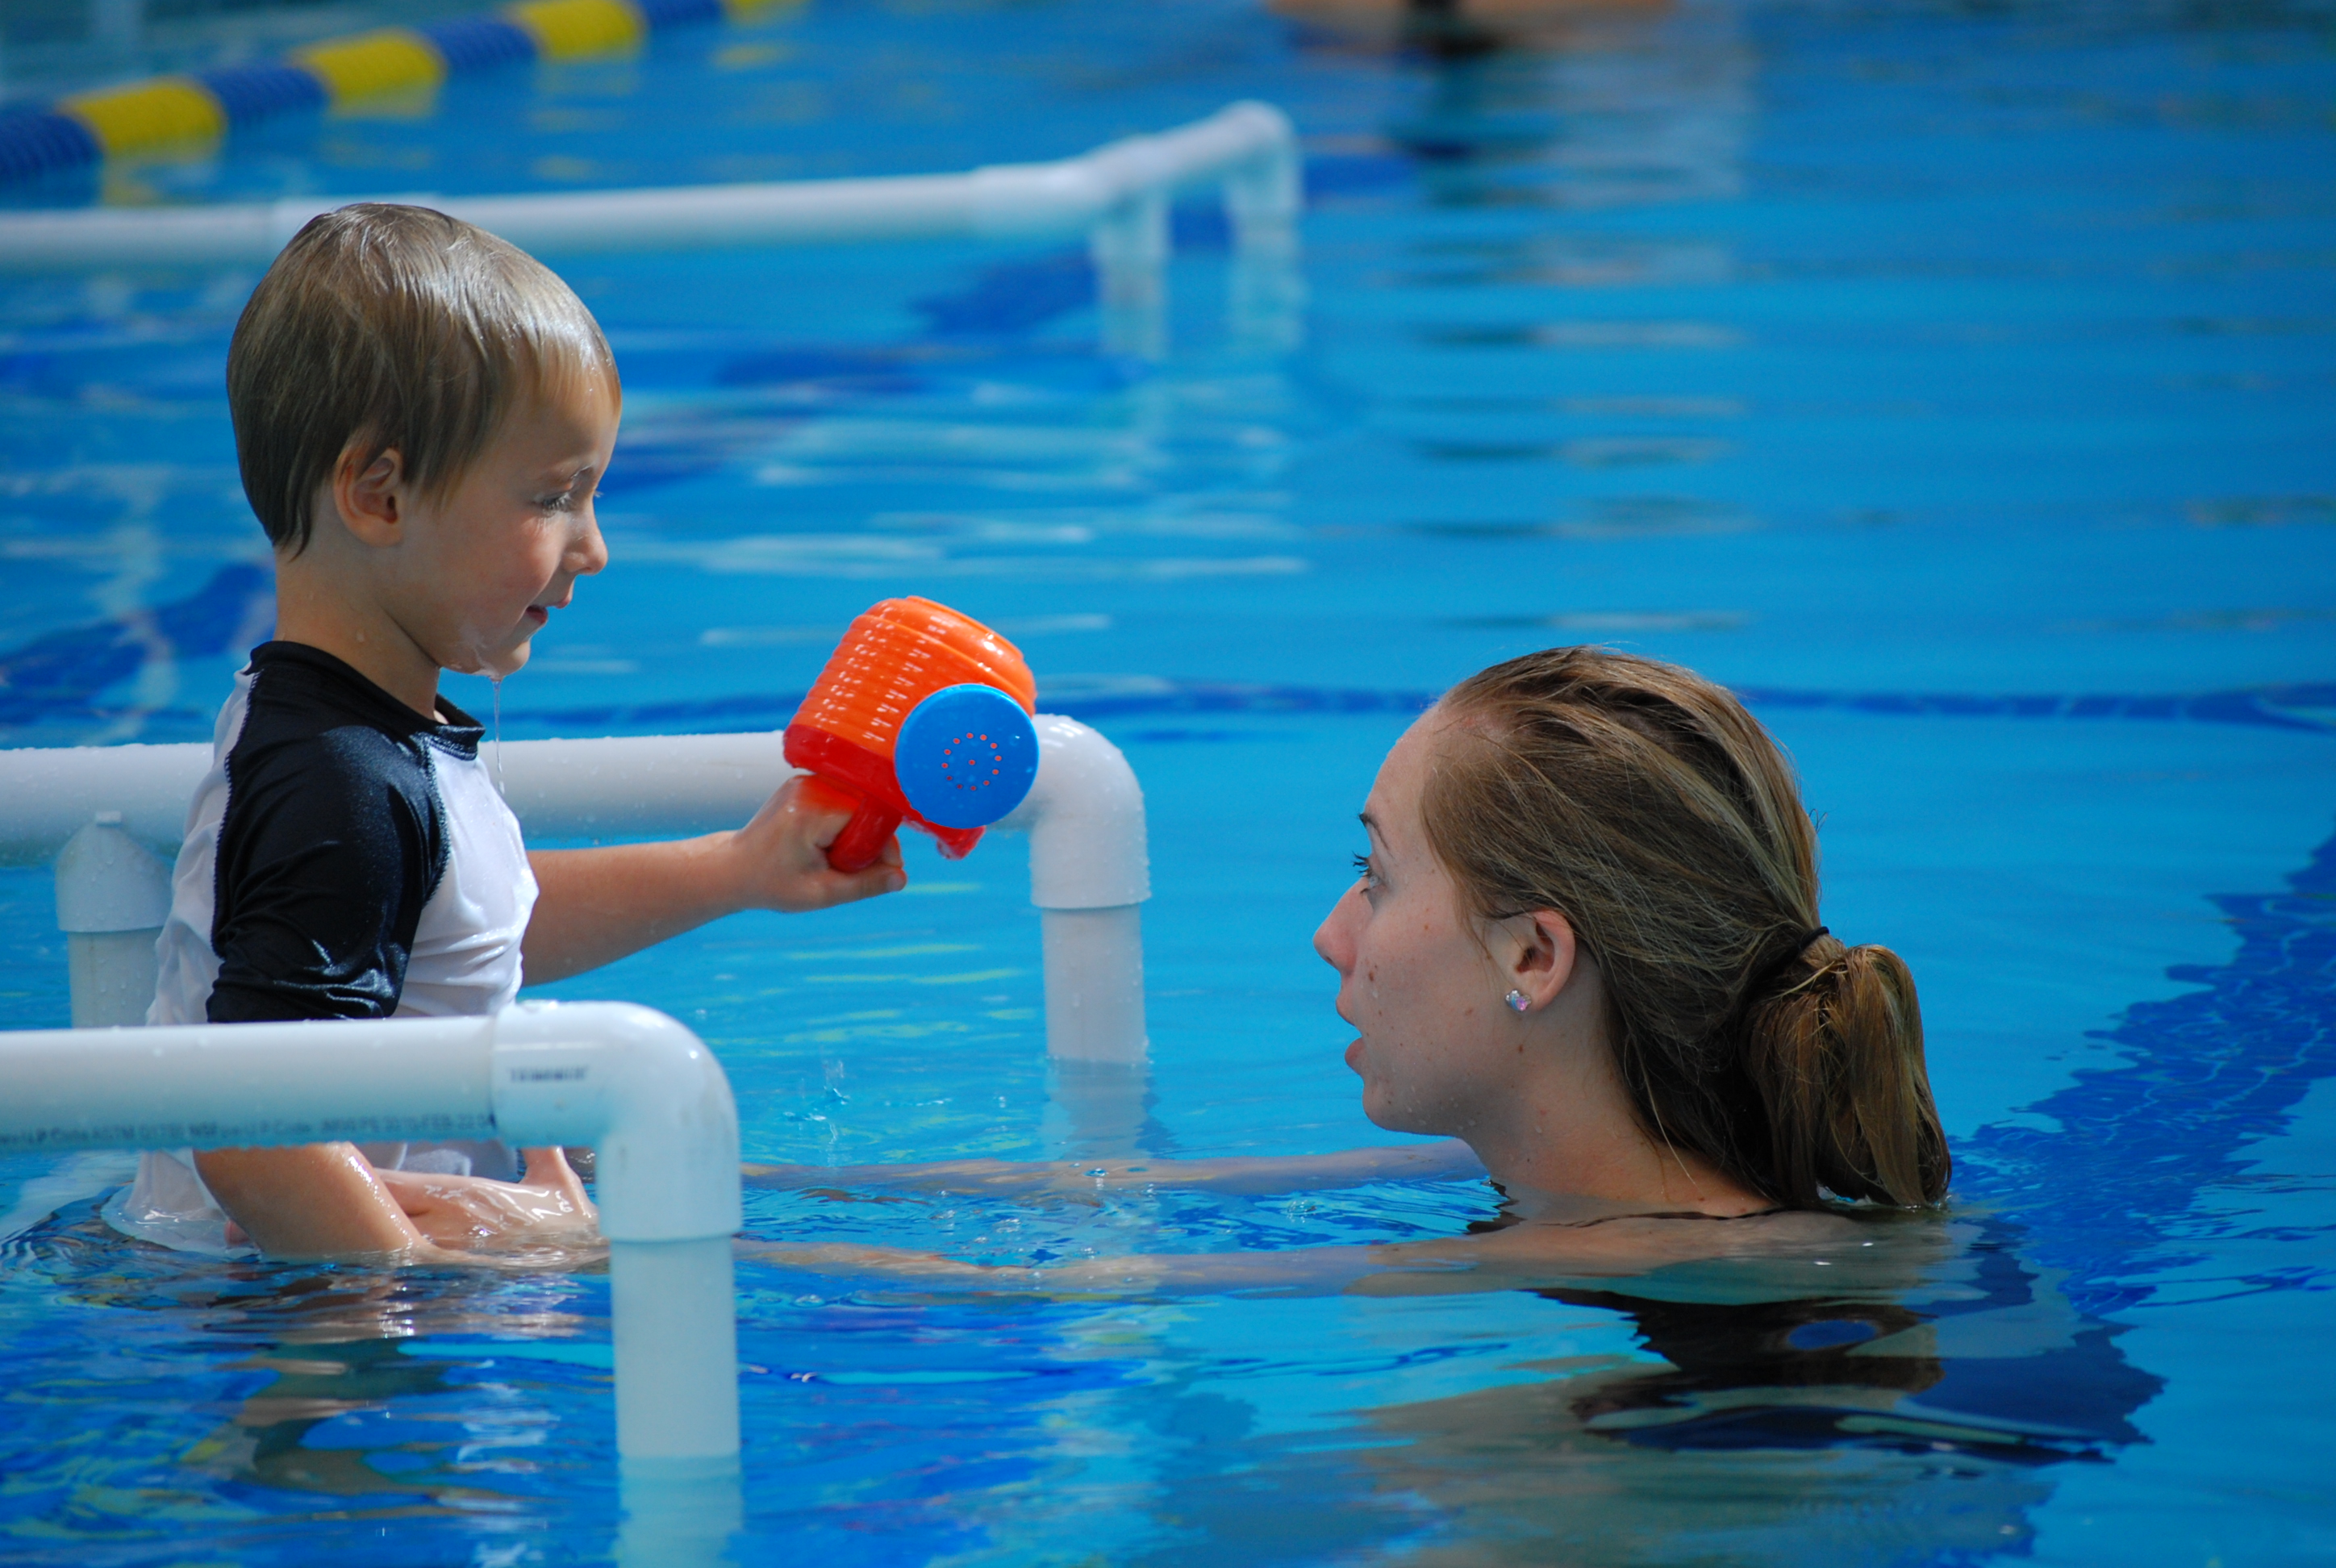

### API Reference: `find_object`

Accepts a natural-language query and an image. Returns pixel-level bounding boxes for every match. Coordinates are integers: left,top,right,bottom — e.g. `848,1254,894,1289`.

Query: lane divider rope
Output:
0,0,778,186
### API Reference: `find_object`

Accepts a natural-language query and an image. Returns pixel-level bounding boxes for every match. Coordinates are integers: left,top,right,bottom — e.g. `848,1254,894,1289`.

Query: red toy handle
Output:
827,799,903,873
788,723,990,872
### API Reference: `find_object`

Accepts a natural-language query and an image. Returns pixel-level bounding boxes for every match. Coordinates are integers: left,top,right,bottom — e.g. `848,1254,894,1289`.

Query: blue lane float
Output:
0,0,785,185
188,62,328,123
0,108,102,185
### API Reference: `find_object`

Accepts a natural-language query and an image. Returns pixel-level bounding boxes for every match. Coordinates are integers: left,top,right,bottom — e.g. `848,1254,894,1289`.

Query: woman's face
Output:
1313,713,1520,1137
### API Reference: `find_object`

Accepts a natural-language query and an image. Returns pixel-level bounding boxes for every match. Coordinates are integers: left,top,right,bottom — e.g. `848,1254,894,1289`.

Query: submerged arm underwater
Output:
743,1139,1489,1199
745,1205,1867,1299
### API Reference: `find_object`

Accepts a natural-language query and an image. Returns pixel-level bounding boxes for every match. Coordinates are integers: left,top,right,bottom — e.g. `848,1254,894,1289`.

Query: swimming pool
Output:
2,0,2332,1561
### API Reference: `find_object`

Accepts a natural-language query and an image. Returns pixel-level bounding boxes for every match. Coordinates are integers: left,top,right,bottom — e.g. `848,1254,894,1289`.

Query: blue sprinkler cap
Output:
895,684,1040,831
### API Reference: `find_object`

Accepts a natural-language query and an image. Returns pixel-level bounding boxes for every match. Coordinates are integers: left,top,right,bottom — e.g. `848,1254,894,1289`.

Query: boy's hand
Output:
376,1146,597,1252
727,774,906,912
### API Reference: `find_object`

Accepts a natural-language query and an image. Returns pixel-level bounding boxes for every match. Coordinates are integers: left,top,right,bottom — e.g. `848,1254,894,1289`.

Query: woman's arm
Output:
745,1231,1637,1299
745,1238,1446,1296
523,777,902,984
747,1139,1486,1199
745,1208,1822,1299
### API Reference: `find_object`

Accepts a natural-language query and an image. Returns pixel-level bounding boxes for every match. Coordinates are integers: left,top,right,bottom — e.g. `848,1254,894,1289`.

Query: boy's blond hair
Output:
227,202,617,555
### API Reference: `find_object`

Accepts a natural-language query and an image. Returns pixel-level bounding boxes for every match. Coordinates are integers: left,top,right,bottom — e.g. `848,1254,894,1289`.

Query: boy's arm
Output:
200,1145,596,1257
194,1145,429,1256
198,732,445,1253
522,775,903,984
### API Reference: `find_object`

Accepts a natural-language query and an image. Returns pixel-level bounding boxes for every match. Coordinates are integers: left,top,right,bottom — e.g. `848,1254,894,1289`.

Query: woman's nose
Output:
1313,887,1358,972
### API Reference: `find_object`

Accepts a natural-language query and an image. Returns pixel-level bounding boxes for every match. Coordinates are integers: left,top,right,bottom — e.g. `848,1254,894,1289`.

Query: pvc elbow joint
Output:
997,715,1149,911
490,1001,742,1243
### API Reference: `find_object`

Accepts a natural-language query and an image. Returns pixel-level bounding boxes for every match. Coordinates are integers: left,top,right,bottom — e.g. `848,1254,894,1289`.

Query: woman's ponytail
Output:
1743,938,1949,1207
1427,647,1953,1212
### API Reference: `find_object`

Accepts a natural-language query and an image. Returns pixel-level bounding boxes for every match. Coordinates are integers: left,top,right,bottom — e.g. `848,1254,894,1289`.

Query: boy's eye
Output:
543,486,604,513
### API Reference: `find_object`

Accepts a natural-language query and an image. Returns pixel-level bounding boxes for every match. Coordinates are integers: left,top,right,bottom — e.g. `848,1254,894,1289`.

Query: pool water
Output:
2,0,2334,1562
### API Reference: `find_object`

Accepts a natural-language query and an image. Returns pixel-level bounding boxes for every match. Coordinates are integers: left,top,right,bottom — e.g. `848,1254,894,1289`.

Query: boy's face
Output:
389,380,619,682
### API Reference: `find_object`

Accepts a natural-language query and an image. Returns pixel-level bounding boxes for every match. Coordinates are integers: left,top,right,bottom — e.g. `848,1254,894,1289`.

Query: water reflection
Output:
1380,3,1750,212
1272,0,1683,60
12,1202,610,1553
1342,1248,2155,1563
1056,1211,2163,1566
185,1337,518,1508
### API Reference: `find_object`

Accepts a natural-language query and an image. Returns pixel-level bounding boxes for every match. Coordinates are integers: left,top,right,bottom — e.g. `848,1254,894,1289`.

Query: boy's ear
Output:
331,441,407,548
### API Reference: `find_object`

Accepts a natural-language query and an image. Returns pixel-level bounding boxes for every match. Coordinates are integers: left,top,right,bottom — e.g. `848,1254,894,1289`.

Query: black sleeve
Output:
206,726,447,1024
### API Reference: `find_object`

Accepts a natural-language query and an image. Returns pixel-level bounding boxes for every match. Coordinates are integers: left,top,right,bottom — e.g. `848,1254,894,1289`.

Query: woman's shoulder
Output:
1425,1202,1877,1278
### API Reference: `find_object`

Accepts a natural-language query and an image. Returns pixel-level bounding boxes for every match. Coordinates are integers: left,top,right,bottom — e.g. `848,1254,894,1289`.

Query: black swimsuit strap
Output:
1545,1206,1792,1230
1479,1182,1792,1231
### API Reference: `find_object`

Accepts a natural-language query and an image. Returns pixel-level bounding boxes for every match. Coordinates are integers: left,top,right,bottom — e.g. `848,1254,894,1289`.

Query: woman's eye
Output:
1351,852,1379,888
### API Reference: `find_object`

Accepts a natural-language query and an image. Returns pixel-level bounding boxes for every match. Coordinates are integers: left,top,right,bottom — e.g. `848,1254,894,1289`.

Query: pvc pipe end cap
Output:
895,685,1038,830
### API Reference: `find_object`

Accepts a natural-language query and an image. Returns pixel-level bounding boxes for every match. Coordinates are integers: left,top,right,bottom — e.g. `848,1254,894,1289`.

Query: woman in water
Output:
751,645,1950,1289
1269,0,1671,58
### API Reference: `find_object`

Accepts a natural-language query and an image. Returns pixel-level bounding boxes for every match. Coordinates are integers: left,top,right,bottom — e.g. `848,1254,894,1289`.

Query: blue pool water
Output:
2,0,2333,1562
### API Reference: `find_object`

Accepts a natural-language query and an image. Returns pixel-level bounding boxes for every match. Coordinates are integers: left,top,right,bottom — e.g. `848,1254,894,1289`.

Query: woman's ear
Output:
331,442,407,548
1500,908,1579,1011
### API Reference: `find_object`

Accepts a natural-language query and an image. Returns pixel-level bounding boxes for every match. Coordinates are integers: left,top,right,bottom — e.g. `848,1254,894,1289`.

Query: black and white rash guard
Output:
109,641,538,1254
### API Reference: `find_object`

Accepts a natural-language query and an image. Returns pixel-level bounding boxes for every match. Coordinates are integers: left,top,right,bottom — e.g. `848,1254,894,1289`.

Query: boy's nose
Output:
572,513,611,578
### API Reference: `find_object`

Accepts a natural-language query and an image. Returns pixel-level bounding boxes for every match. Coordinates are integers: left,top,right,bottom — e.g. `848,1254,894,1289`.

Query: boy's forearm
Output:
523,837,745,984
194,1144,428,1257
522,780,903,985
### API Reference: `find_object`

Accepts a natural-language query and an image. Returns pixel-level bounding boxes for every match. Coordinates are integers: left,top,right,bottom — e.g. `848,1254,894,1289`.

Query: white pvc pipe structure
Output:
0,719,1145,1555
54,811,171,1028
0,999,742,1465
999,715,1149,1066
0,716,1149,1062
0,101,1302,354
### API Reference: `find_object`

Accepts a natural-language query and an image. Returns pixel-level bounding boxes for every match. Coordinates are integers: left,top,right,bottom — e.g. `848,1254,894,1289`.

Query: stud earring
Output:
1504,990,1529,1013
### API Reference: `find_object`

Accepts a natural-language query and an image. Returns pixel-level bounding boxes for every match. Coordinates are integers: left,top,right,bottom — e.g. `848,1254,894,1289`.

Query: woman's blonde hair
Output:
227,202,617,556
1423,647,1949,1208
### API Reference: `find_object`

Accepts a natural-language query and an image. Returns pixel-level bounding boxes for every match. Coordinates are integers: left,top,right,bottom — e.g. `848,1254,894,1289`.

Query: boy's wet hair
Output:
227,202,617,555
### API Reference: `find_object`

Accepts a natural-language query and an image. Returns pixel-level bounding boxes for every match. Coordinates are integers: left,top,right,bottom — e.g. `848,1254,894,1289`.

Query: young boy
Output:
111,204,902,1261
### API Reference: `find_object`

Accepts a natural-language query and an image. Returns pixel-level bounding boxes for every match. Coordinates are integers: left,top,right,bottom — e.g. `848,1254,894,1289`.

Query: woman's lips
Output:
1343,1037,1364,1074
522,606,549,628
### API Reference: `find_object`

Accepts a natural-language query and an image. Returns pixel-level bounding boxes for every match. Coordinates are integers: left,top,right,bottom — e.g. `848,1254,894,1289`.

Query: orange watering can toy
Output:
784,597,1043,873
